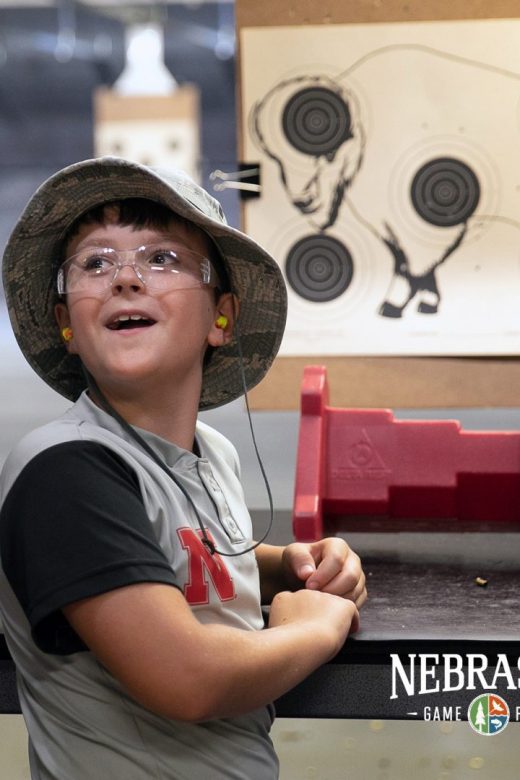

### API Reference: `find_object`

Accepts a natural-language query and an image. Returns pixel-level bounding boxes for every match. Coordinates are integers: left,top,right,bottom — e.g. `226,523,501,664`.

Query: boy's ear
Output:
207,292,238,348
54,303,78,354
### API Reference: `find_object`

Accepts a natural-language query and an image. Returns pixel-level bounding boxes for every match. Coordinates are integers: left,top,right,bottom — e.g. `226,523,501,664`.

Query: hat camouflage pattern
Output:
2,157,287,410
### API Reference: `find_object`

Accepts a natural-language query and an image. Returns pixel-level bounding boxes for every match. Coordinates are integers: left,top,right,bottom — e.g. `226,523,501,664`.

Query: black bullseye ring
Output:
411,157,480,227
285,235,354,302
282,87,352,157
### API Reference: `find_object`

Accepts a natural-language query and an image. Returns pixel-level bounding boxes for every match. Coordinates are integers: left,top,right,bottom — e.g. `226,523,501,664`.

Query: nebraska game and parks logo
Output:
389,653,518,732
468,693,510,736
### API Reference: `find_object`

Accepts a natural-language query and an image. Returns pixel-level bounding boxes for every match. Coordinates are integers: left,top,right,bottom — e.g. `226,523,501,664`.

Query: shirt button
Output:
225,517,238,532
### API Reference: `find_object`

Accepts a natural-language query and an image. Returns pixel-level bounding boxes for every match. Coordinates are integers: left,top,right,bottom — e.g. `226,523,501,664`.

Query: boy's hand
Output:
268,588,360,653
282,539,367,608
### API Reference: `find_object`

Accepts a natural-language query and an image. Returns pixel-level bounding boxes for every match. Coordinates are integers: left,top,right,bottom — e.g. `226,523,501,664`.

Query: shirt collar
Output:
73,390,202,470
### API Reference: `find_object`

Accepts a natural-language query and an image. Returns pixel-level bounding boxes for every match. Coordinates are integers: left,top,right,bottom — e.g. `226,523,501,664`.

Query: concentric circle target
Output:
282,87,352,157
285,235,354,302
411,157,480,227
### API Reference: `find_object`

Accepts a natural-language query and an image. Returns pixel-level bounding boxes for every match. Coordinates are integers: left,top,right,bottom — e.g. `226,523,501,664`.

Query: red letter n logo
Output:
177,528,236,605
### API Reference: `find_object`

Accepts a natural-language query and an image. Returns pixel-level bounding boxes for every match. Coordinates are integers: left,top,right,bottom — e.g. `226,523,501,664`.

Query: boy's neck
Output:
91,381,201,453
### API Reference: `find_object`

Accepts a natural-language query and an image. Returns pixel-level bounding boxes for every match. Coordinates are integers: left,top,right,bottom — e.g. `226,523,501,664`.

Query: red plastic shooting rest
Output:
293,366,520,540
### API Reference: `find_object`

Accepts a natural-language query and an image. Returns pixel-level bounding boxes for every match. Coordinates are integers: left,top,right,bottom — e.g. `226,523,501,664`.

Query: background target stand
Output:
239,13,520,409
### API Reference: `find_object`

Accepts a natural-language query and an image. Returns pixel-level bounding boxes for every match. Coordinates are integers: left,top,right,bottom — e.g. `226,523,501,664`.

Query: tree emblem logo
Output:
468,694,510,735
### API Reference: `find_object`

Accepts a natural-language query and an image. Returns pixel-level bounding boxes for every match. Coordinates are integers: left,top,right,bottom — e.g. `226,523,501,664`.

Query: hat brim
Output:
2,157,287,410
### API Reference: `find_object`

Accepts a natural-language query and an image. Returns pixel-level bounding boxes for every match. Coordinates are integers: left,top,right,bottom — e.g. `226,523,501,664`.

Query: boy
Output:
0,157,366,779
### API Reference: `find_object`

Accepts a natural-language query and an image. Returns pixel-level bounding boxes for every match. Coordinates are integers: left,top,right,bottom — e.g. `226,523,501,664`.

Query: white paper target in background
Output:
94,86,201,182
241,19,520,355
96,118,199,176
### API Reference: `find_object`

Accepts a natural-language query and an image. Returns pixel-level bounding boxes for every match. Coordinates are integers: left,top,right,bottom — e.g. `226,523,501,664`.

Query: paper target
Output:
410,157,481,228
285,234,355,302
281,86,353,157
241,19,520,355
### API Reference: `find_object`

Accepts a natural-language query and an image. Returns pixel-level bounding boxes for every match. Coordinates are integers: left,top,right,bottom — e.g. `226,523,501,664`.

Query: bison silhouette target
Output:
242,25,520,355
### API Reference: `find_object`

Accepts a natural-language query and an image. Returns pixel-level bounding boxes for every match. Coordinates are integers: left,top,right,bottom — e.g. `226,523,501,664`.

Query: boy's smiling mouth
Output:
106,313,157,331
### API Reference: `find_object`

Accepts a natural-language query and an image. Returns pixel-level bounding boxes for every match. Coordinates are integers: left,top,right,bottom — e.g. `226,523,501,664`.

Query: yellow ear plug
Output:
215,315,228,330
61,327,73,342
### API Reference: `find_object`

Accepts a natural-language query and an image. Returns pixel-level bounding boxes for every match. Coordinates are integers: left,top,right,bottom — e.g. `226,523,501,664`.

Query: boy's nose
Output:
111,261,145,292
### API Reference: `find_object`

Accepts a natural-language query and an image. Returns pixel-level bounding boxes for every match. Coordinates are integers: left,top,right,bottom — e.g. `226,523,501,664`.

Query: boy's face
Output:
55,213,231,401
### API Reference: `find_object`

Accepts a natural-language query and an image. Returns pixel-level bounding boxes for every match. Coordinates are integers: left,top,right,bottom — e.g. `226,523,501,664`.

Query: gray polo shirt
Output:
0,392,278,779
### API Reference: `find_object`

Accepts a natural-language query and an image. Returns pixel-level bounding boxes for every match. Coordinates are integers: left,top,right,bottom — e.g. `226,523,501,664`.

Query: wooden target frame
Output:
236,0,520,410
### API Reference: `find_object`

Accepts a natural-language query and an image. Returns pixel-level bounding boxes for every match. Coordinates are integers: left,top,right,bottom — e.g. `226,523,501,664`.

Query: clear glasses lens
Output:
57,244,214,295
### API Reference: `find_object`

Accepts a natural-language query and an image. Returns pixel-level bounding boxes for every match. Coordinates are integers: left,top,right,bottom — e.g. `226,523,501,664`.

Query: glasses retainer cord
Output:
81,314,274,557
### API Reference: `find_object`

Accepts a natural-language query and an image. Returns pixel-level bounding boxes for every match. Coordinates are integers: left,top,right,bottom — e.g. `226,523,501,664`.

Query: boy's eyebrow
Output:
75,239,111,248
67,238,115,256
66,238,108,256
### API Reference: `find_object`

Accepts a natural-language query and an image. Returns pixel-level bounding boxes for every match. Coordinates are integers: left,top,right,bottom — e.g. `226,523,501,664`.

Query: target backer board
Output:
94,85,200,181
236,1,520,408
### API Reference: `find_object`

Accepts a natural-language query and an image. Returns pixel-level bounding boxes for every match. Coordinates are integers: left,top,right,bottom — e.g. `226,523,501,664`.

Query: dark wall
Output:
0,1,239,298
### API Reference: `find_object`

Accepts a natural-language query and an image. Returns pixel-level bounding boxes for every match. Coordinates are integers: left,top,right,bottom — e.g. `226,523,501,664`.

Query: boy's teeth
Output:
107,313,153,329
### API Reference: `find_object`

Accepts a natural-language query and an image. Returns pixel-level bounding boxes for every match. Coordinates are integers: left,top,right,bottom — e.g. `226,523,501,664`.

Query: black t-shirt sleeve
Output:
0,441,178,654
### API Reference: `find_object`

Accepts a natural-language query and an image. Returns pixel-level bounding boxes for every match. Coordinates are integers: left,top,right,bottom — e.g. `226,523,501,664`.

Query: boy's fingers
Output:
349,606,361,634
305,540,352,590
284,543,317,581
307,546,365,600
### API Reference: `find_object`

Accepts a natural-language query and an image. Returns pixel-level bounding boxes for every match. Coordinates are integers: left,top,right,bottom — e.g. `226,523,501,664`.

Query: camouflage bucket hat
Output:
2,156,287,410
